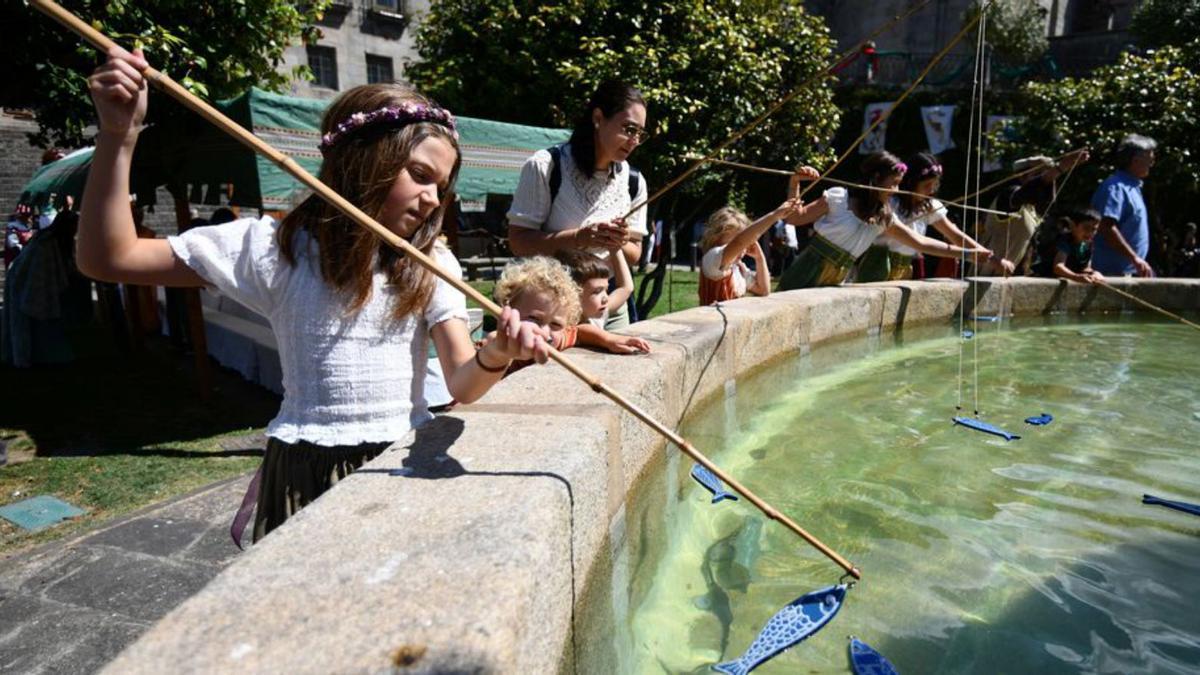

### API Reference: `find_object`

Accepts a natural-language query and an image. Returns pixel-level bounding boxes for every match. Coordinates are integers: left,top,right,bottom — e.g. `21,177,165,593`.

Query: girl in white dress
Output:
81,47,551,540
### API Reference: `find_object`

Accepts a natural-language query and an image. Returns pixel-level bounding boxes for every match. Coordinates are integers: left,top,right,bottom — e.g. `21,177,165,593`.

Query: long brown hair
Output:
277,84,462,321
849,151,904,225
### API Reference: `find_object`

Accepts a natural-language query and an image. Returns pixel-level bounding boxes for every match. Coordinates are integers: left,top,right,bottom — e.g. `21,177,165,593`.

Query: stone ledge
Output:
104,278,1200,673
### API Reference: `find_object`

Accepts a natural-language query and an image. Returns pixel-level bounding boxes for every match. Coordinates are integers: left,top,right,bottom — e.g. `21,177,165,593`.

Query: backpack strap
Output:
627,163,641,202
548,144,564,204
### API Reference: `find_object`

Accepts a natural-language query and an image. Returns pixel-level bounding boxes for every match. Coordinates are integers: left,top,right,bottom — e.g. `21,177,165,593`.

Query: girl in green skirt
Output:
779,152,991,291
856,152,1015,282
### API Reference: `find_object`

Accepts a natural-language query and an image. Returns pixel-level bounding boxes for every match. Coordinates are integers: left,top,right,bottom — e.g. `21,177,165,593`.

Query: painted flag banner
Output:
921,105,956,155
860,102,896,154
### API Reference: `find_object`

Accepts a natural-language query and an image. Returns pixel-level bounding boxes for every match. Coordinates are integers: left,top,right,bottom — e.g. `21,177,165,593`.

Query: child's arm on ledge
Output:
576,324,652,354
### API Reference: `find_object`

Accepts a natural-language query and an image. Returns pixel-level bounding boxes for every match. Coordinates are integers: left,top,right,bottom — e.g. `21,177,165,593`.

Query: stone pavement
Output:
0,465,257,674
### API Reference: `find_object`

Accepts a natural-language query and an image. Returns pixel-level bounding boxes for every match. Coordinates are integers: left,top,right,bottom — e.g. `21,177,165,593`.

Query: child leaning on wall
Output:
492,257,650,376
554,250,651,354
1052,208,1105,285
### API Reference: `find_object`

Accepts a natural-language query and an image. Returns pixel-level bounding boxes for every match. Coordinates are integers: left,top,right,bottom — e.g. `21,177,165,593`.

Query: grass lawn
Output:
466,268,701,319
0,325,280,555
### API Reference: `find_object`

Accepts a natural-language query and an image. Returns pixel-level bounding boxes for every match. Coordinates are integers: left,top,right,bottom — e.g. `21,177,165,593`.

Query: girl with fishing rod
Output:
856,152,1016,282
778,151,993,291
80,46,553,541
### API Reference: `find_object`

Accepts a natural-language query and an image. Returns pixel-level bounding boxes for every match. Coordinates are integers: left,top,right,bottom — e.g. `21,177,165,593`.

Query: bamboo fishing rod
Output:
1095,281,1200,332
616,0,938,223
796,6,988,203
945,147,1089,206
29,0,861,578
686,154,1017,218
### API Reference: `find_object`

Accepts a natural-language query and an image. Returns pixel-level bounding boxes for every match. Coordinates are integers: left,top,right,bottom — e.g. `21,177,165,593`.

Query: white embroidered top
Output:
814,187,901,258
507,143,649,251
875,197,949,255
701,245,751,298
168,216,469,446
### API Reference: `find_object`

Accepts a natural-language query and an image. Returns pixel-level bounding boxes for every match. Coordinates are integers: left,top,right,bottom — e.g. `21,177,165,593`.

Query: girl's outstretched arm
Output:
79,46,204,287
747,241,770,296
606,244,635,310
783,196,828,227
930,215,1015,275
719,198,799,270
884,220,988,259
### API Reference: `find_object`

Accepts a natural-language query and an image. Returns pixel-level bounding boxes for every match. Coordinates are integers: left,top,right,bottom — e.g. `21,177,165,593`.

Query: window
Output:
307,45,339,90
366,54,394,84
373,0,402,13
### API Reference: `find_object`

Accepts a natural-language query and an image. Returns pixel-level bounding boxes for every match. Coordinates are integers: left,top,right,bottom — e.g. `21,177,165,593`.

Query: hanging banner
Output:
920,105,956,155
982,115,1019,172
860,102,895,154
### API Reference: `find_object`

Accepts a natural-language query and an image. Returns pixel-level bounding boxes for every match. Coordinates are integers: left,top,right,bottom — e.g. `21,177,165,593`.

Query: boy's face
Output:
509,290,569,344
579,278,610,320
1074,219,1100,242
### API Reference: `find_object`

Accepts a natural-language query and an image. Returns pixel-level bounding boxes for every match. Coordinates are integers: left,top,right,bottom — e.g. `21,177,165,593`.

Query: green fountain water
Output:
581,316,1200,674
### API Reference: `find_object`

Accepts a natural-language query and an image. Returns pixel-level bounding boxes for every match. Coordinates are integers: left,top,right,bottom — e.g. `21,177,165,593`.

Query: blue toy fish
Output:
1143,494,1200,517
953,416,1021,441
961,330,974,339
692,464,739,504
849,636,899,675
711,583,848,675
1024,413,1053,426
972,315,1001,322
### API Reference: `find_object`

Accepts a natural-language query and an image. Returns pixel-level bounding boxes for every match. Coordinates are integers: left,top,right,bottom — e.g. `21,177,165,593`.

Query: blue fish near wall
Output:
1024,413,1053,426
711,583,849,675
849,636,899,675
692,464,739,504
1143,494,1200,517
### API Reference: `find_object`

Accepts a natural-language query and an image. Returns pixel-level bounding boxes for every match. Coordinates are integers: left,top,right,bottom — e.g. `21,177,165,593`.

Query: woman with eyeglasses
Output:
856,152,1012,282
507,80,650,329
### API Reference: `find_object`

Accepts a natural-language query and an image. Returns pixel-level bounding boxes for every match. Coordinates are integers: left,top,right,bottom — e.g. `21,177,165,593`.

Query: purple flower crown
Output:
319,103,459,153
893,161,909,174
920,163,944,177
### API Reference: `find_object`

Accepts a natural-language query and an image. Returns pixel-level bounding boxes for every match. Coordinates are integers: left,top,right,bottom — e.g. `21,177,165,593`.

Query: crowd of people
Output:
3,44,1192,540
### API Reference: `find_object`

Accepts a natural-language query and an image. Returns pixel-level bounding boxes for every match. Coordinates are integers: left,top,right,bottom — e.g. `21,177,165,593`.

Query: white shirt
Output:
168,216,469,446
507,143,649,249
875,197,949,255
701,245,751,298
814,187,900,258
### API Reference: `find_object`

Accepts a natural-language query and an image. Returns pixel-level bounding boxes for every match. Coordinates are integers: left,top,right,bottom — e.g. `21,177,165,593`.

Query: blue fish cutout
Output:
1024,413,1053,425
1143,494,1200,517
972,315,1001,322
961,330,974,339
953,416,1021,441
692,464,739,504
849,636,899,675
711,583,848,675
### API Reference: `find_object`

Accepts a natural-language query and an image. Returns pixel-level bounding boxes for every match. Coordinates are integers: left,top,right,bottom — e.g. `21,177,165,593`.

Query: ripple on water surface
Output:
602,319,1200,674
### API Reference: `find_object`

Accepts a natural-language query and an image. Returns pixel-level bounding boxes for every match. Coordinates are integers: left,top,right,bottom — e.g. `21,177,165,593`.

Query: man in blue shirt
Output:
1090,134,1156,276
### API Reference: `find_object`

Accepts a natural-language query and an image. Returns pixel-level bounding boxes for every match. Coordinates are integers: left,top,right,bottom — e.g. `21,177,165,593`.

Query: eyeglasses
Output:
619,123,650,143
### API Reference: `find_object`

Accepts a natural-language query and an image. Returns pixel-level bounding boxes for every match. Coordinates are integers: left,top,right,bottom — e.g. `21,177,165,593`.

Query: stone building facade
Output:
278,0,430,100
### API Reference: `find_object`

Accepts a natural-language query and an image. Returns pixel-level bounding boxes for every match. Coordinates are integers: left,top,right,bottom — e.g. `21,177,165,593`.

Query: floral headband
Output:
893,161,909,174
319,103,459,154
919,163,944,177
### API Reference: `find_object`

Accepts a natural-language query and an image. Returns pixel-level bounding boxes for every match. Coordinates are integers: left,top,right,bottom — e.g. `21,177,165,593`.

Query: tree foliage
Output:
5,0,330,148
996,46,1200,226
407,0,841,214
1131,0,1200,56
968,0,1049,66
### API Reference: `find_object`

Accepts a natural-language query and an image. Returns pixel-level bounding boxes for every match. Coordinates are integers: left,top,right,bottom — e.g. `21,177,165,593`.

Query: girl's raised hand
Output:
792,165,821,181
486,305,551,365
89,46,149,136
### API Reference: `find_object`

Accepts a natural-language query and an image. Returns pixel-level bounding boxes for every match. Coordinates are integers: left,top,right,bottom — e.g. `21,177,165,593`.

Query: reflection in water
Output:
585,317,1200,674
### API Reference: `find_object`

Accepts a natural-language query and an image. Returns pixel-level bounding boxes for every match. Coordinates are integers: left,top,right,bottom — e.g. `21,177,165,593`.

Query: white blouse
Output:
875,197,949,255
813,187,900,258
169,216,469,446
701,245,751,298
507,143,649,251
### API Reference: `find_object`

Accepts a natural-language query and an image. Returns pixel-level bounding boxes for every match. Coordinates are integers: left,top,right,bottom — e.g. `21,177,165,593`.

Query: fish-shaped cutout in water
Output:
961,329,974,339
711,583,848,675
953,416,1021,441
692,464,739,504
1024,413,1053,426
848,636,899,675
971,315,1001,322
1143,494,1200,517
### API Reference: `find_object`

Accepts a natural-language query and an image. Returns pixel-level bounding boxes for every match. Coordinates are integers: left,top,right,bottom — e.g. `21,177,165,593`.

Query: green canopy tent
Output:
19,87,569,215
